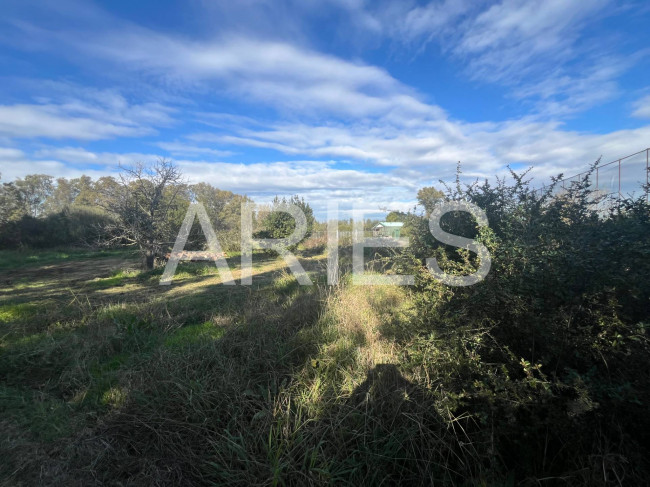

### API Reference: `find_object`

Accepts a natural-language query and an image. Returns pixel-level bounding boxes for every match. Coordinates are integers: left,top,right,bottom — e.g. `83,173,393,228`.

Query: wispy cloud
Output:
369,0,628,115
156,142,234,158
0,83,175,141
632,94,650,118
0,103,152,140
0,147,26,161
33,146,99,163
188,115,650,186
454,0,609,82
4,8,440,123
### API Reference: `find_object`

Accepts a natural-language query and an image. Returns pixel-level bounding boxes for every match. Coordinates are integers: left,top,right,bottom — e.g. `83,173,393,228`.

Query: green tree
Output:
45,177,79,214
72,175,97,207
189,183,232,226
385,211,406,222
219,193,251,251
0,176,25,225
15,174,54,217
187,183,252,251
259,195,315,242
416,186,445,214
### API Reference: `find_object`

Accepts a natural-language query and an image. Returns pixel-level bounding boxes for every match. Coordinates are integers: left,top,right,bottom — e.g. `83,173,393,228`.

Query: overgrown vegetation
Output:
0,164,648,485
395,167,650,484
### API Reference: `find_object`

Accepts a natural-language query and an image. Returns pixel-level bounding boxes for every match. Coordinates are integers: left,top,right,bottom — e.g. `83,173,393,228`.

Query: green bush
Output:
0,206,114,248
399,166,650,483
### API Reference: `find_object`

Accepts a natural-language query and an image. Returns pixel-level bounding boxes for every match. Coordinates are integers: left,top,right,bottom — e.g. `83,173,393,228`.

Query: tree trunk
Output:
144,250,155,269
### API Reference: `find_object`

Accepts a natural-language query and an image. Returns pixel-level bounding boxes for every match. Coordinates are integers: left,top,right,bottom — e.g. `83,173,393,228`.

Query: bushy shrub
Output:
399,166,650,483
0,206,115,248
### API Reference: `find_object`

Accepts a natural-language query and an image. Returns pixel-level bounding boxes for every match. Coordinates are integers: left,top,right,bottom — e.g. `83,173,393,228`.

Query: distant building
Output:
372,221,403,238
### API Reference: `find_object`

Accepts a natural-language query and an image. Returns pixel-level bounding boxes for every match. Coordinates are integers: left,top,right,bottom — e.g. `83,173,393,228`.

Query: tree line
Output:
0,159,315,268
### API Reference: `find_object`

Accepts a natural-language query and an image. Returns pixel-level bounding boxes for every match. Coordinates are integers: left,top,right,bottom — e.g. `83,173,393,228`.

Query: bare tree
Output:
101,159,187,269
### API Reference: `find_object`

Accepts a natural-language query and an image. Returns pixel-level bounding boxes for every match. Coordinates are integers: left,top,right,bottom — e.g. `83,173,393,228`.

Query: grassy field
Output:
0,245,429,485
2,232,647,485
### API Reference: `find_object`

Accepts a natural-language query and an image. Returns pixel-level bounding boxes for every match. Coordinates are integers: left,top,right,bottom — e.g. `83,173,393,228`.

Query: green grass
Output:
164,320,227,349
0,250,494,484
86,268,139,289
2,244,646,486
0,302,39,324
0,385,78,442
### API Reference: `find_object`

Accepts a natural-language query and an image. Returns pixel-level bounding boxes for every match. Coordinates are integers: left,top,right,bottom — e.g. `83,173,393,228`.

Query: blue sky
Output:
1,0,649,216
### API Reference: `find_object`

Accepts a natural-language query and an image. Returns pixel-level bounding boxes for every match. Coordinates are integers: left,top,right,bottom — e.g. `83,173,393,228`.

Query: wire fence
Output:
310,149,649,232
533,147,649,202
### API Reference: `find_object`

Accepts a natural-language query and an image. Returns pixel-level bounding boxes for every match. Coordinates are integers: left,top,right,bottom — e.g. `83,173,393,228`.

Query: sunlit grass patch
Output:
175,262,218,277
328,279,414,357
0,302,40,324
164,319,227,349
97,302,154,326
291,278,414,416
101,386,128,408
271,269,301,296
3,279,50,292
87,268,140,289
73,352,131,408
95,282,147,295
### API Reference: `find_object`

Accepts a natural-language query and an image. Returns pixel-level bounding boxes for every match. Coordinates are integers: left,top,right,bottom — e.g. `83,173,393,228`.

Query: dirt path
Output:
1,252,328,307
2,257,137,285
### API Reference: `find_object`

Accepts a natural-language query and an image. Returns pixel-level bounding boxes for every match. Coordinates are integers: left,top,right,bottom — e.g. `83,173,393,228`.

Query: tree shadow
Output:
348,364,426,410
314,363,465,484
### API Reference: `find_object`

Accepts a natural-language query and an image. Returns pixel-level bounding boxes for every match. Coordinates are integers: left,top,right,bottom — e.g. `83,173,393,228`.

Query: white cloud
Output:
3,7,442,124
2,0,634,123
0,85,176,141
156,142,234,158
0,0,648,216
0,147,26,160
455,0,607,80
2,117,648,218
33,146,99,163
0,148,176,184
177,159,413,192
381,0,474,47
368,0,623,115
509,56,629,116
151,158,421,217
0,157,116,182
0,103,153,140
188,115,650,190
632,94,650,119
